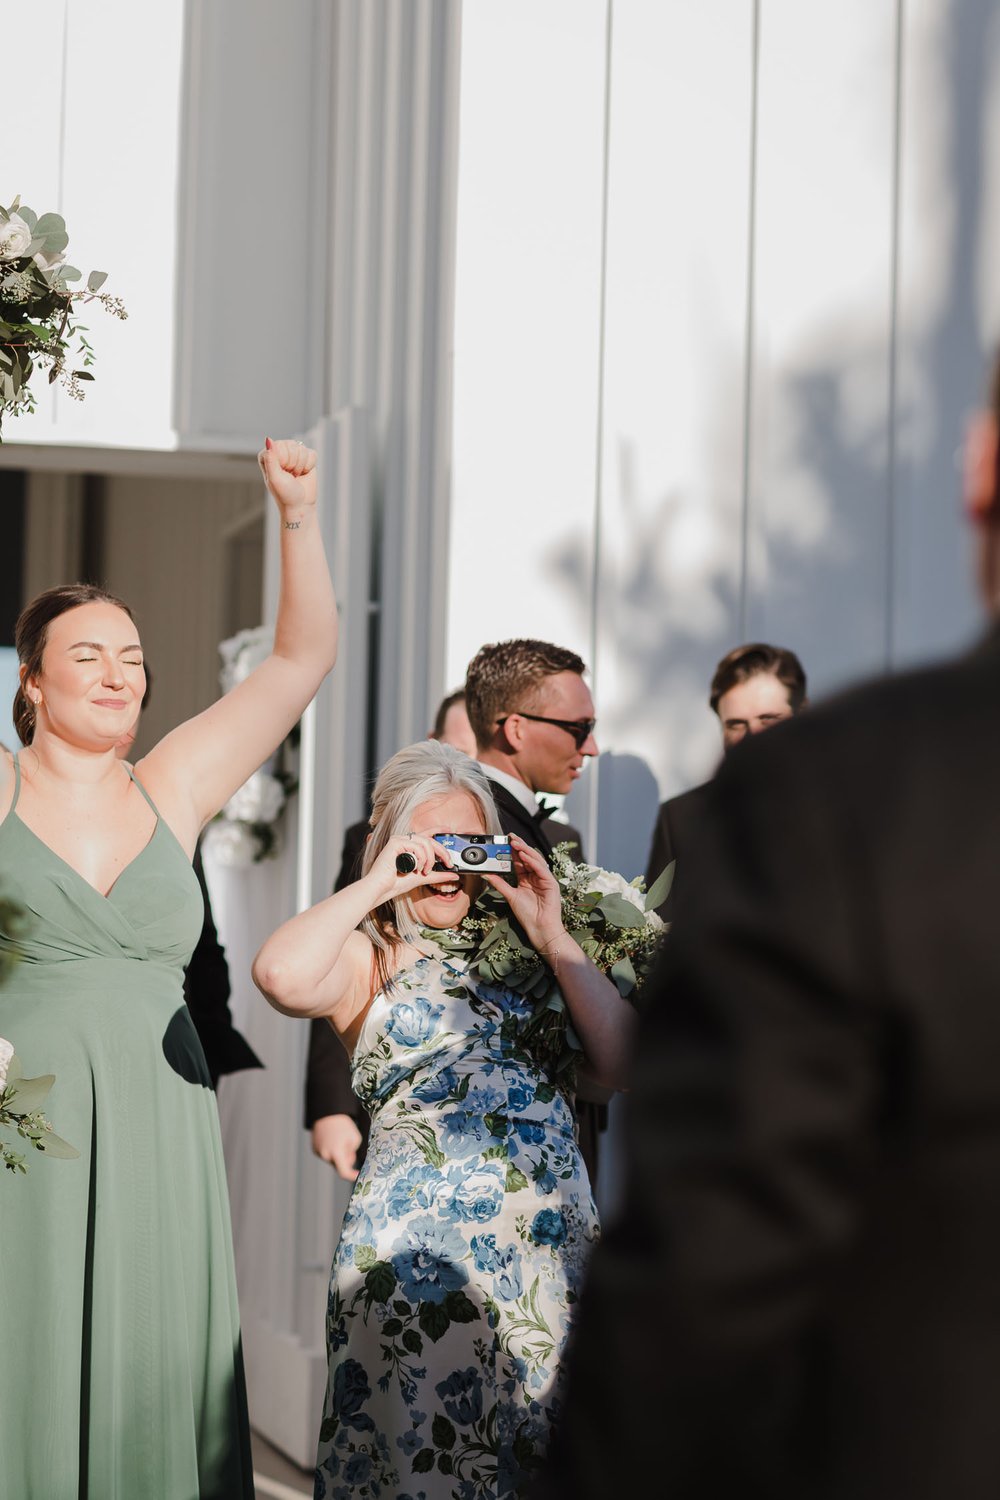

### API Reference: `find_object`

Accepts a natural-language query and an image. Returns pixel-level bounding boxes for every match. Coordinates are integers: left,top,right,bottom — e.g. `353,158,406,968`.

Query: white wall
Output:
448,0,997,880
3,0,186,449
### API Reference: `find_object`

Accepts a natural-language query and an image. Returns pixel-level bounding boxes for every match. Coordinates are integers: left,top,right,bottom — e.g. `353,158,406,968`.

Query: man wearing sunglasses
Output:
464,637,598,859
465,638,604,1183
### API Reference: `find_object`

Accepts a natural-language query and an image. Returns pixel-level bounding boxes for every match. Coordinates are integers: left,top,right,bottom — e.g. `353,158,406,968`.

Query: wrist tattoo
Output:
283,518,302,531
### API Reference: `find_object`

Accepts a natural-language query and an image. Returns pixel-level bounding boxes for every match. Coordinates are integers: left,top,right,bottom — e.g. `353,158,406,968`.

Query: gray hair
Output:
360,740,501,984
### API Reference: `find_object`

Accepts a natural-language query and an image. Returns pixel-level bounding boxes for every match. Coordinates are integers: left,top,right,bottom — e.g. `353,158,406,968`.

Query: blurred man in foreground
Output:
536,354,1000,1500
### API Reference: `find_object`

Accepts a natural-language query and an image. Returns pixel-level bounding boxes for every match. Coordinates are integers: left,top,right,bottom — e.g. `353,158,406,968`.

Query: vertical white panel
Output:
746,0,898,692
593,0,755,864
4,1,185,449
446,0,608,689
175,0,332,447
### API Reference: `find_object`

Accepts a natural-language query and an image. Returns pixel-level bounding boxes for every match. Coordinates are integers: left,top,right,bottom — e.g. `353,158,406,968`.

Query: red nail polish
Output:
265,436,273,450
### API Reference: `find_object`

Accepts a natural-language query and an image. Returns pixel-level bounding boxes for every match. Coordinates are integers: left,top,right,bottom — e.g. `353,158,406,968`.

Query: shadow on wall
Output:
564,751,661,883
550,0,992,831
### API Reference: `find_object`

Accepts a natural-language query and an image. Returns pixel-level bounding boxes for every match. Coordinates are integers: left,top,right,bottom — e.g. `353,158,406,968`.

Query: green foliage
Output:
0,1052,80,1176
0,195,126,435
422,841,668,1084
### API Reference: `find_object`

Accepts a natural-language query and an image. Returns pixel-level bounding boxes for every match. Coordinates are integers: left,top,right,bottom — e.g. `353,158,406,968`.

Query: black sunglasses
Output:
497,712,597,750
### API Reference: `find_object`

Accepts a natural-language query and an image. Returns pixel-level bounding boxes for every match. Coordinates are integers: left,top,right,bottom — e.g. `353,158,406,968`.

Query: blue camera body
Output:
433,832,513,874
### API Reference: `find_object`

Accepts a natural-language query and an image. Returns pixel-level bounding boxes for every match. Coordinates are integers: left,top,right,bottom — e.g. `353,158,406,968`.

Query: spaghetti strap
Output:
8,752,21,812
126,765,161,819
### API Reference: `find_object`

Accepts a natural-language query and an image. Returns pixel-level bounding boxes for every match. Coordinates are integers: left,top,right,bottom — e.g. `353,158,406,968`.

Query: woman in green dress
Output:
0,437,337,1499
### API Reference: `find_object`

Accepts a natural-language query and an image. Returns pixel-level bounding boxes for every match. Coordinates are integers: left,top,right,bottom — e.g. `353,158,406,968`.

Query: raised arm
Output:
252,832,457,1027
137,438,338,846
484,836,637,1090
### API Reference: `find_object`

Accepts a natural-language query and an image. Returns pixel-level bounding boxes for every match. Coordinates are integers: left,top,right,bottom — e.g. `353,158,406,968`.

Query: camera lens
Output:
461,846,487,865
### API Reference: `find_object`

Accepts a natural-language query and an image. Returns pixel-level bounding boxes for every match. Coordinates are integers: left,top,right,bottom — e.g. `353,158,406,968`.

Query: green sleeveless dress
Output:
0,758,253,1499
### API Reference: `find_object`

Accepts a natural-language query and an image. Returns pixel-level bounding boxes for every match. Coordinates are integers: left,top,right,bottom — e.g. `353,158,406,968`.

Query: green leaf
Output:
17,206,36,231
319,1415,339,1444
381,1317,403,1336
610,955,637,996
401,1327,423,1355
365,1261,397,1303
594,893,647,929
354,1244,377,1270
505,1163,528,1193
443,1289,481,1324
72,371,95,381
4,1073,55,1113
432,1413,456,1449
437,1451,454,1475
86,270,107,292
418,1300,450,1343
644,860,675,912
484,1112,509,1138
36,1131,79,1160
33,213,67,239
534,1082,555,1104
412,1448,435,1473
392,1298,412,1316
58,266,82,282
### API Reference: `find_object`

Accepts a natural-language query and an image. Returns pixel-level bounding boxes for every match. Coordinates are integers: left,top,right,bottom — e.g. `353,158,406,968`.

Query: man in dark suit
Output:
465,638,603,1182
537,356,1000,1500
645,641,808,919
304,690,477,1179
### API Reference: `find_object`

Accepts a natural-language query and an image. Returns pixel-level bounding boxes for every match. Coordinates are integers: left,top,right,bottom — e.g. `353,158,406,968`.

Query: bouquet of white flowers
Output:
0,196,126,433
0,1039,79,1176
426,845,673,1088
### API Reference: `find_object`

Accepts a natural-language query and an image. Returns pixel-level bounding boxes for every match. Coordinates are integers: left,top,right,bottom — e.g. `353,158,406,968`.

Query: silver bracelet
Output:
283,518,302,531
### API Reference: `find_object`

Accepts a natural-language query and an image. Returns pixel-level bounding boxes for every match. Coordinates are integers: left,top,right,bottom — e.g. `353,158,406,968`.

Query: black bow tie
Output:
533,800,558,823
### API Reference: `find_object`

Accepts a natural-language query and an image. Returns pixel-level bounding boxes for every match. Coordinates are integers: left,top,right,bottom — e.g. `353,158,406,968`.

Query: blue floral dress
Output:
314,953,599,1500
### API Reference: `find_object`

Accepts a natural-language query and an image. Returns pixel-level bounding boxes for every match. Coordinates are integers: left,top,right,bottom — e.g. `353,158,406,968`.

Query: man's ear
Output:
963,411,1000,523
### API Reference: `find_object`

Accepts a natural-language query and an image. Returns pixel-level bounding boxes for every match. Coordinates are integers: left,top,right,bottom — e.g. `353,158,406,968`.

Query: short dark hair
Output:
709,642,807,716
464,639,587,747
13,583,137,745
430,688,465,740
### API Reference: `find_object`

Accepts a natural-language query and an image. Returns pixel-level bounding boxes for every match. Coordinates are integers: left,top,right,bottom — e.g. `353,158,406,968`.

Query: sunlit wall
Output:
447,0,998,876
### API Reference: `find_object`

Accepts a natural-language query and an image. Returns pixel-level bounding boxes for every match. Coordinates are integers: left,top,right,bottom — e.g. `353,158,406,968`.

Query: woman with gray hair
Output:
254,738,634,1499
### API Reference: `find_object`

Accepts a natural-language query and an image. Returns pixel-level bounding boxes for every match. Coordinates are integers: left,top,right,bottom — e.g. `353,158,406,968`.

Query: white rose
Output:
202,819,262,867
0,1036,14,1091
223,769,286,825
33,245,65,273
0,213,32,261
583,864,647,911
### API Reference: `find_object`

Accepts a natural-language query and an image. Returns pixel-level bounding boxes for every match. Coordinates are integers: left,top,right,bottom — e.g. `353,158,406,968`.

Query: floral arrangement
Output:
201,626,298,866
0,1038,79,1176
426,846,673,1087
0,196,127,433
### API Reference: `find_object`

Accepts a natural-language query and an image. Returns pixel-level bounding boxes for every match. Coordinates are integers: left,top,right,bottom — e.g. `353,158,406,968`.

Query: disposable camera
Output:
433,832,513,874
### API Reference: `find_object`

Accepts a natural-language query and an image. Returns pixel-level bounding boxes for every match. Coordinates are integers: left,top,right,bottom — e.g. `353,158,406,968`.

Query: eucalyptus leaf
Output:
594,893,647,929
644,860,675,912
18,206,37,231
33,213,67,239
36,1131,79,1160
87,270,107,292
609,955,637,996
3,1072,55,1112
59,266,82,282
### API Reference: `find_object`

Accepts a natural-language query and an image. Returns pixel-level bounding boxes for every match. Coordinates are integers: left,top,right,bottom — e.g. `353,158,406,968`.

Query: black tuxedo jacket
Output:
644,780,713,921
304,818,371,1138
183,844,262,1089
539,626,1000,1500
